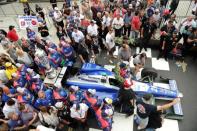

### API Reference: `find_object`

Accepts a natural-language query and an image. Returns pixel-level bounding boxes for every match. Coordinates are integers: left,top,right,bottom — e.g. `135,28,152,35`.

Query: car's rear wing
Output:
166,80,183,120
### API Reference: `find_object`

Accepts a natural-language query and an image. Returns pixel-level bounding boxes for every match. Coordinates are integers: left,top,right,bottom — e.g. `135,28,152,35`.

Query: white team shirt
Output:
112,17,124,29
106,32,115,50
70,103,89,119
72,30,85,43
102,16,112,27
87,24,98,36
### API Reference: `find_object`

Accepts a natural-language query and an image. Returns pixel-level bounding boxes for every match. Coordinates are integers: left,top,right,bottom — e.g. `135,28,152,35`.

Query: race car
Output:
63,63,183,120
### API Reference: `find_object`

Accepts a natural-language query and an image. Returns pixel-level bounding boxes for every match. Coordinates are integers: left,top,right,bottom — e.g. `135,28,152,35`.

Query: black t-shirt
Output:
38,26,49,37
50,0,57,3
160,25,175,42
78,44,89,62
142,22,157,38
57,107,72,122
136,99,157,119
90,39,99,55
56,31,65,40
118,88,135,104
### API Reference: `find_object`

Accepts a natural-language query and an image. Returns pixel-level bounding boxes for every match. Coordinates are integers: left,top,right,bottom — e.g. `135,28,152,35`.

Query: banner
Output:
18,16,38,29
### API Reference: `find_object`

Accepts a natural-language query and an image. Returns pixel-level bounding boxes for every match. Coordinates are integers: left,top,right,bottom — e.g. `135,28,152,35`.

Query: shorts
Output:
135,114,149,129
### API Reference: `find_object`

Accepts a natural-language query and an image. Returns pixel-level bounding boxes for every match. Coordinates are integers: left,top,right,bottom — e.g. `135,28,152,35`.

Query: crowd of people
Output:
0,0,194,130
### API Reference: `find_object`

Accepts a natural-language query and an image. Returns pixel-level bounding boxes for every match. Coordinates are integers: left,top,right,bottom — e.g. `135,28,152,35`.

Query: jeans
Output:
115,28,122,37
124,25,131,37
131,31,139,39
134,114,149,129
146,128,156,131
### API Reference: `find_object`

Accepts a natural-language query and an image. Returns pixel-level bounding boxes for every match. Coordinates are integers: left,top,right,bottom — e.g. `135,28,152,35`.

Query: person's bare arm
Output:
130,99,134,106
79,55,85,63
28,112,38,126
0,119,8,123
141,27,144,38
162,41,166,50
157,98,180,111
14,125,27,130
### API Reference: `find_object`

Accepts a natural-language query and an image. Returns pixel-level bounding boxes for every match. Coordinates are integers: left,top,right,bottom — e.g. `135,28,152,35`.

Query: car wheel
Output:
141,68,158,81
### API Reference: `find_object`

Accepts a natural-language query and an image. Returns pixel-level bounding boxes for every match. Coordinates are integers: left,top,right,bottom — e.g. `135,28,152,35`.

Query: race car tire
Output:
141,68,158,80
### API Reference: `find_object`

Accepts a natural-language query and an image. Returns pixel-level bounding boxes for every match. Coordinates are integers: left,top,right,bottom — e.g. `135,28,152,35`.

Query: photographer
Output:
135,94,180,130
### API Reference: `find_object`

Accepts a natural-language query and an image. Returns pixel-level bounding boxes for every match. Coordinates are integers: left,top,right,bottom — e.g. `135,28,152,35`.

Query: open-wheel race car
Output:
62,63,183,120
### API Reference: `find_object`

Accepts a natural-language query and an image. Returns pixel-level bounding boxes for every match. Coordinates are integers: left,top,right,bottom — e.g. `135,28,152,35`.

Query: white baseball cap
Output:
27,68,33,73
16,63,22,68
55,102,63,109
70,85,79,92
17,87,25,93
33,74,40,79
87,89,96,95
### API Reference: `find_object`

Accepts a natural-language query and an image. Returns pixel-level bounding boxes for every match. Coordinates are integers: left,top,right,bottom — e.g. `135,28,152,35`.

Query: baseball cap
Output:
87,89,96,95
17,87,25,93
16,63,23,68
70,85,79,92
27,68,33,73
5,62,12,67
55,102,63,109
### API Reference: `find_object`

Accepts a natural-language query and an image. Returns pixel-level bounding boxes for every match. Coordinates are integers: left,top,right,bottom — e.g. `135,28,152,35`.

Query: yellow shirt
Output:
5,65,17,80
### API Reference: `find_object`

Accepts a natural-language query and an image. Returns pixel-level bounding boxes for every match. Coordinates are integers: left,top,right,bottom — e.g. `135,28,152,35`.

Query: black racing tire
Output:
141,68,158,80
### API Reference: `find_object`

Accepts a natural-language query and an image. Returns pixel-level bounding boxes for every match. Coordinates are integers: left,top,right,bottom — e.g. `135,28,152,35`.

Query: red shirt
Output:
131,16,141,31
81,19,90,28
7,29,19,42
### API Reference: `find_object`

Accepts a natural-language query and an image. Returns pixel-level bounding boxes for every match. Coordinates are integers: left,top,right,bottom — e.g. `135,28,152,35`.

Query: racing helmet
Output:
103,97,113,105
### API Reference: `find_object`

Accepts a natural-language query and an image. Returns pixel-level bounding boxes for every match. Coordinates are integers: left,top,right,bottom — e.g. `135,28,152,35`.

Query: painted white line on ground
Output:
129,57,135,68
113,46,119,56
157,119,179,131
89,128,102,131
152,58,170,71
112,112,134,131
136,47,152,58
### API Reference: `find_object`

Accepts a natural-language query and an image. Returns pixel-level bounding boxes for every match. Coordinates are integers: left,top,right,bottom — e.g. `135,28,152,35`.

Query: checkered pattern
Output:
113,46,171,71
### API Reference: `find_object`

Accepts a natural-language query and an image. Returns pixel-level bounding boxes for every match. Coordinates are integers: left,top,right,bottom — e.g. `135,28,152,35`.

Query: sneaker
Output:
137,126,144,130
109,60,113,64
113,56,117,59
